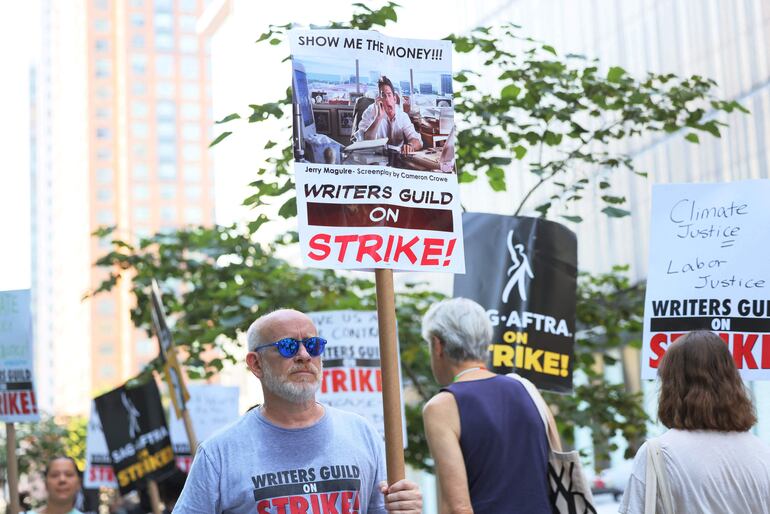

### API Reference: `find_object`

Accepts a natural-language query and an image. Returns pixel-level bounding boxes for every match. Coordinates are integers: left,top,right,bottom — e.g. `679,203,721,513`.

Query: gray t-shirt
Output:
173,405,386,514
620,429,770,514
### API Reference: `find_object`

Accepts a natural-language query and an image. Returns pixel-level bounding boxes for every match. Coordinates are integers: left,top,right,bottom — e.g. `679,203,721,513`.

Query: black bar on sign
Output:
355,358,380,368
323,359,344,368
0,382,33,391
650,317,770,332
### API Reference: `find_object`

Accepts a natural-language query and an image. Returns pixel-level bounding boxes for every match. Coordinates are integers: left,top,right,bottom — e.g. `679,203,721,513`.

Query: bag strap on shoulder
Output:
645,438,675,514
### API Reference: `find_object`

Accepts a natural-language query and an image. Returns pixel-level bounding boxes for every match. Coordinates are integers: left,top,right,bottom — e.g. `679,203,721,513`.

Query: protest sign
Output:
310,310,406,443
94,379,176,495
0,289,39,422
290,29,464,273
454,214,577,392
168,384,239,473
642,179,770,379
149,279,190,420
84,401,118,489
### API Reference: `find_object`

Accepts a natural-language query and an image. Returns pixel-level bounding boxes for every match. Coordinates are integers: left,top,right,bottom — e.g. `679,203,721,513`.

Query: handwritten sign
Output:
168,384,239,473
642,179,770,379
310,310,406,444
0,289,39,422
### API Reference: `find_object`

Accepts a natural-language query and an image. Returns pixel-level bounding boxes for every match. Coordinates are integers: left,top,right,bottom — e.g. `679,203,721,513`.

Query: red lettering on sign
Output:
321,368,383,393
289,495,309,514
649,332,769,370
0,390,38,416
308,234,331,261
733,334,758,369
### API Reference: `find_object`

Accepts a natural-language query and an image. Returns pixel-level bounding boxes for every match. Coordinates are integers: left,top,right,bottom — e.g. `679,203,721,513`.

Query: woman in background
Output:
620,330,770,513
25,456,83,514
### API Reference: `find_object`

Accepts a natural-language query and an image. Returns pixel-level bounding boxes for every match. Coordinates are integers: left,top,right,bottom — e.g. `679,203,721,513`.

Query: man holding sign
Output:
174,309,422,514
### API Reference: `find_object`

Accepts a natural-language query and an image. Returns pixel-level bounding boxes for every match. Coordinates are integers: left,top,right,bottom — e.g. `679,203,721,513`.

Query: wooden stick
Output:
374,269,405,484
182,409,198,456
147,479,162,514
5,423,20,514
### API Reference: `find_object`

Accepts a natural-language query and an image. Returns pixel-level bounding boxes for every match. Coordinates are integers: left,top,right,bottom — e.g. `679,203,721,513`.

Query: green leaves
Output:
209,131,232,148
606,66,626,83
601,206,631,218
685,132,700,143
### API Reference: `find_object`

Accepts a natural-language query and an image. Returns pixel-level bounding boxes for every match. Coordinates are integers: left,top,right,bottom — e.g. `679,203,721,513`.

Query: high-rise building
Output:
440,74,452,96
399,80,410,95
31,0,215,413
419,82,433,94
85,0,215,395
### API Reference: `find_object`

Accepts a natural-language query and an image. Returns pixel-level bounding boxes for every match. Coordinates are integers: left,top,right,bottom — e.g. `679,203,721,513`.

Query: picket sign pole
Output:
5,422,20,514
374,269,405,484
147,479,162,514
181,409,198,455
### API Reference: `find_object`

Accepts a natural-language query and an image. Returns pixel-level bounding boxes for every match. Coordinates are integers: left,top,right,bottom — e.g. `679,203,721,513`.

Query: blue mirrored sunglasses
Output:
253,337,327,358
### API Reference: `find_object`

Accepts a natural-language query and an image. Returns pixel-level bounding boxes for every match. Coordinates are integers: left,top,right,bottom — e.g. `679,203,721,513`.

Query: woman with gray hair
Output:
422,297,552,514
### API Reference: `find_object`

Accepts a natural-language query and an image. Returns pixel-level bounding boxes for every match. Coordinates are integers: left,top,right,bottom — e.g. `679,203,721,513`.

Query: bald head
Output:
246,309,317,351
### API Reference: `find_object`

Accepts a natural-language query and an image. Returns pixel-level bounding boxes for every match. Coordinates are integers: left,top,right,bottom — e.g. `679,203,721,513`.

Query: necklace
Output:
452,366,486,382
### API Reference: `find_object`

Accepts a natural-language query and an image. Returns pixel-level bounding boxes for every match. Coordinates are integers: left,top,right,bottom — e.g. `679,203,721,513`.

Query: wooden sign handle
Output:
374,269,405,483
5,422,20,514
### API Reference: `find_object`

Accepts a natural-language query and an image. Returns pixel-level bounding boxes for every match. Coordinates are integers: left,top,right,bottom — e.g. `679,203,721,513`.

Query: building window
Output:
158,121,175,140
181,104,199,120
184,207,203,224
98,298,115,315
134,206,150,221
156,33,174,51
95,59,111,78
180,0,197,11
182,123,200,141
96,147,112,161
96,127,110,139
94,0,109,9
160,206,176,222
182,83,200,100
132,82,148,95
158,163,176,180
156,55,174,78
99,365,116,379
184,165,202,181
181,56,199,80
133,164,149,180
180,35,197,53
157,101,175,120
132,35,145,49
180,15,197,32
158,143,176,161
95,39,109,52
99,344,113,356
137,338,154,354
183,144,201,161
131,122,149,139
157,82,174,98
96,168,112,183
96,209,115,225
94,19,110,32
130,13,144,28
131,54,147,74
95,86,111,99
160,184,177,200
133,184,150,200
155,0,173,13
96,106,111,119
96,188,112,202
133,144,148,159
184,185,202,200
131,101,148,118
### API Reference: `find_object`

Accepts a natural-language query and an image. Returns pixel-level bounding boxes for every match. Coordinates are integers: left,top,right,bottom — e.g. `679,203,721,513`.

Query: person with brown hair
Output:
619,330,770,513
23,457,83,514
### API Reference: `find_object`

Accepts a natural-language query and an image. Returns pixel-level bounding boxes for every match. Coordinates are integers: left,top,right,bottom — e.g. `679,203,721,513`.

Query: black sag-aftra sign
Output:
454,213,577,392
94,379,176,495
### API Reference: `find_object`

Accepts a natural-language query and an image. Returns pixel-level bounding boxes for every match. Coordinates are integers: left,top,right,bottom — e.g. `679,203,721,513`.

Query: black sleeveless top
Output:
442,375,551,513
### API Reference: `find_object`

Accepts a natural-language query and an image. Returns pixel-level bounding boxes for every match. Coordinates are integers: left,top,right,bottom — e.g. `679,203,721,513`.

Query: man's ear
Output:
246,351,263,378
431,336,444,357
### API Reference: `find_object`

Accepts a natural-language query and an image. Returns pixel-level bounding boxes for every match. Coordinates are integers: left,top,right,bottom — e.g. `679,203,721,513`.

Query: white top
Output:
354,105,420,146
620,429,770,514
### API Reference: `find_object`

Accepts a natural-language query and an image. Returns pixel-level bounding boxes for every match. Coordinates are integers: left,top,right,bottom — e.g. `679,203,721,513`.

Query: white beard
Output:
261,360,322,403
